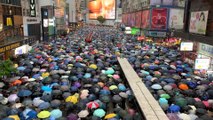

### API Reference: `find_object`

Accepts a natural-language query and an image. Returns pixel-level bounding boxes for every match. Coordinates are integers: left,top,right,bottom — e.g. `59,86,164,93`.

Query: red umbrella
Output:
86,101,99,109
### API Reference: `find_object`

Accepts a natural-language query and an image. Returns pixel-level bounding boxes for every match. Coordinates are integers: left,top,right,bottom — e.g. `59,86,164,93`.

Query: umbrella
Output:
168,105,180,113
178,113,190,120
89,64,98,70
17,66,25,71
104,113,116,119
166,113,180,120
66,96,78,104
100,89,111,95
112,95,122,103
100,95,110,103
87,101,100,109
151,84,162,90
93,109,106,118
17,90,32,97
67,113,78,120
37,110,50,119
33,98,44,107
51,99,61,108
51,109,62,119
160,94,171,99
38,102,50,110
119,92,128,98
32,68,40,72
78,110,89,118
8,94,19,103
41,86,52,92
109,85,118,90
22,98,33,106
175,98,187,108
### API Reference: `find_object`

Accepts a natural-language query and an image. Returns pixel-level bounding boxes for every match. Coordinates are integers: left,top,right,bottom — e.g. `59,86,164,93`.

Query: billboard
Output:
189,11,209,35
141,10,150,28
173,0,185,7
151,8,168,30
162,0,173,5
180,42,194,51
135,12,141,28
169,9,184,29
88,0,116,19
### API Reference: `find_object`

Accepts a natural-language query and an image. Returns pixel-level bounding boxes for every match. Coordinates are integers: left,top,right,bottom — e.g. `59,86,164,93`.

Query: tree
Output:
0,59,17,79
97,16,106,24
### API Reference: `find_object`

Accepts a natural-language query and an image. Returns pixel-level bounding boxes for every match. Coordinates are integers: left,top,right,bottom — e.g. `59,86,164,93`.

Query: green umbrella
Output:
175,98,187,108
160,94,171,99
93,109,106,118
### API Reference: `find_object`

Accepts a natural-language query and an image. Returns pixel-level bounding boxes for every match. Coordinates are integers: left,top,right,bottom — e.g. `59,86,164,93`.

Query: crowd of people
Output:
0,25,212,120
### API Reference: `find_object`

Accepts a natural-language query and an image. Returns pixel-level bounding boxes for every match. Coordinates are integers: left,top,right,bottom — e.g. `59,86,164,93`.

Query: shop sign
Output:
48,19,54,26
30,0,36,17
195,58,210,70
0,43,20,53
148,31,166,37
180,42,193,51
198,43,213,57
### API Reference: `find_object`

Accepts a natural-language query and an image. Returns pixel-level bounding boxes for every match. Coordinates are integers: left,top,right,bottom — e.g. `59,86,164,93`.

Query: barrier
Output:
118,57,169,120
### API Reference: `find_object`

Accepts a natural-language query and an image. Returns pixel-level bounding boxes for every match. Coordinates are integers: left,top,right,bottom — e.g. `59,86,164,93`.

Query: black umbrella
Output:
112,95,122,103
196,108,207,116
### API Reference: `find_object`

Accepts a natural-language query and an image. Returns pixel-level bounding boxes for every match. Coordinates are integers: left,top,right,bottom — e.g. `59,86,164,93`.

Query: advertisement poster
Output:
151,8,168,30
189,11,209,35
150,0,161,5
169,9,184,29
162,0,173,5
88,0,116,19
141,10,150,28
180,42,194,51
135,12,141,28
130,13,135,27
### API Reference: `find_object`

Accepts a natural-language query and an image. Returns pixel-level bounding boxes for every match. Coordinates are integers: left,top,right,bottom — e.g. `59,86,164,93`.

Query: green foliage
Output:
0,59,17,78
97,16,106,24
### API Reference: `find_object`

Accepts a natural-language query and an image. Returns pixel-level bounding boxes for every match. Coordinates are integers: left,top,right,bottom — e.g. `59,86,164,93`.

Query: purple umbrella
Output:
67,113,78,120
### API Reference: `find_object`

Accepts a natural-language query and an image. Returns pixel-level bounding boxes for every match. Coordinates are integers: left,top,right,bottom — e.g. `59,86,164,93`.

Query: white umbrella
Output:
78,110,89,118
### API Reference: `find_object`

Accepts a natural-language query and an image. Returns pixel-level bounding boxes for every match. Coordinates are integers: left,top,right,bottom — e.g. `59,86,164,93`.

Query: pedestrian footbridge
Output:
118,57,169,120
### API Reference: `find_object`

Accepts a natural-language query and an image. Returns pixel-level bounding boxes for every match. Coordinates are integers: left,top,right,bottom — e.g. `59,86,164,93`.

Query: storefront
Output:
23,17,41,40
197,43,213,70
0,42,21,60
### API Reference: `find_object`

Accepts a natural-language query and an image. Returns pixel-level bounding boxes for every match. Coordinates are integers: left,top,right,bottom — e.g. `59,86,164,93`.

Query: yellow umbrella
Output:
37,110,50,119
89,64,97,70
104,113,117,119
109,85,118,90
65,95,78,104
68,64,73,67
42,72,50,78
9,115,20,120
14,64,18,68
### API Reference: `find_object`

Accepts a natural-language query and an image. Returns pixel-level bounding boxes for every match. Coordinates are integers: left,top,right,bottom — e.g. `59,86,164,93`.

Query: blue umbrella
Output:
17,66,25,71
26,109,37,120
18,90,32,97
51,109,62,119
118,84,126,91
32,74,41,79
84,73,91,79
100,89,111,95
38,102,50,110
41,86,52,92
167,105,180,113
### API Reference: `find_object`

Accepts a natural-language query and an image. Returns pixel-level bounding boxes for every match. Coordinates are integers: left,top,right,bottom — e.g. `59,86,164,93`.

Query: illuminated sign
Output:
30,0,36,17
0,43,20,53
180,42,194,51
195,58,210,70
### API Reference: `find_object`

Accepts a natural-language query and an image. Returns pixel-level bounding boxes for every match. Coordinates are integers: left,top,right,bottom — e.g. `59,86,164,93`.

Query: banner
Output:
130,13,135,27
135,12,141,28
151,8,168,30
180,42,194,51
189,11,209,35
195,58,210,70
169,9,184,29
141,10,150,28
